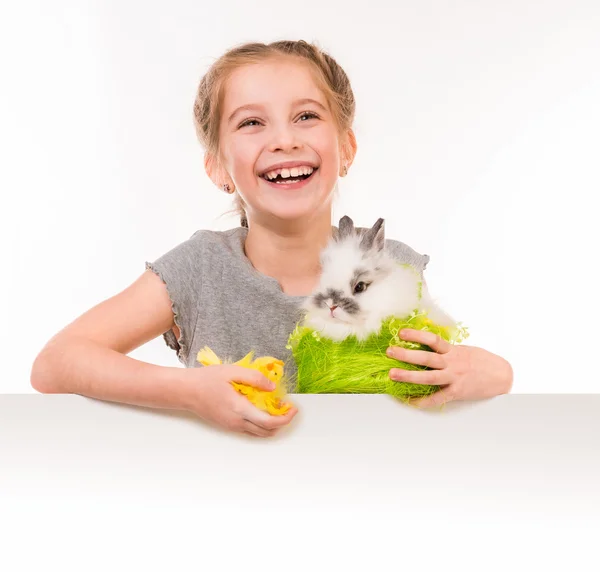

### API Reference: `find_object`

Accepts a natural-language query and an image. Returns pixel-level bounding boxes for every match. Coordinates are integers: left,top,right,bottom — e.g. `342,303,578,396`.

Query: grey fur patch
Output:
338,215,355,240
351,268,368,283
341,297,360,315
350,268,369,293
312,292,327,308
313,287,360,315
313,288,342,308
360,218,385,251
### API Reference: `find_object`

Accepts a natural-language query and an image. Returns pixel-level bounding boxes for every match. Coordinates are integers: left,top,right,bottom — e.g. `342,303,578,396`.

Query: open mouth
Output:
259,166,318,186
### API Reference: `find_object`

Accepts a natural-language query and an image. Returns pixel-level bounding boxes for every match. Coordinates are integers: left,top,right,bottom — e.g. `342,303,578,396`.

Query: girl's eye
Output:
298,111,319,122
238,112,318,129
353,281,369,294
238,119,262,129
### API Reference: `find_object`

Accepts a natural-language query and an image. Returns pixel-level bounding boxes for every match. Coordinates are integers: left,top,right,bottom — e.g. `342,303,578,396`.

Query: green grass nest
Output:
286,310,469,402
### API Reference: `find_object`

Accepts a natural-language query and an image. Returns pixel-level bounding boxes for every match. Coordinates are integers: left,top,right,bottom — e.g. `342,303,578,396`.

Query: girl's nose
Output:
268,126,301,154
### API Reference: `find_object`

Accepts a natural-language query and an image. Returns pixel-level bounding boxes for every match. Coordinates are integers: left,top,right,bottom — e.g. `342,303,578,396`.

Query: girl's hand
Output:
182,365,298,437
386,329,513,408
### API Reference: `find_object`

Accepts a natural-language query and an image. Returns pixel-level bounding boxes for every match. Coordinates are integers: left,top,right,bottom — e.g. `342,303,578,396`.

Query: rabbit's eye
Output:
354,281,368,294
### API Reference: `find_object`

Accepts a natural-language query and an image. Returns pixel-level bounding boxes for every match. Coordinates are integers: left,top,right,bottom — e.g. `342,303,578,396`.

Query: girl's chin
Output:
249,174,334,220
257,194,330,218
263,206,322,222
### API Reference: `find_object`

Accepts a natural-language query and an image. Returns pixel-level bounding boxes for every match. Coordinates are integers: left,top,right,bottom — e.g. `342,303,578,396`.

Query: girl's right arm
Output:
30,270,297,436
30,269,195,409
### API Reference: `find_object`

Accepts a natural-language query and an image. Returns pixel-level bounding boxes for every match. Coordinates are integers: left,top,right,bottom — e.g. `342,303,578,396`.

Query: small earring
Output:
342,165,348,176
223,183,234,194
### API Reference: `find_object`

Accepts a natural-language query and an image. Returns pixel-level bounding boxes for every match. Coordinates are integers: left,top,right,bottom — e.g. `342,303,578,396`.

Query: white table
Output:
1,394,599,571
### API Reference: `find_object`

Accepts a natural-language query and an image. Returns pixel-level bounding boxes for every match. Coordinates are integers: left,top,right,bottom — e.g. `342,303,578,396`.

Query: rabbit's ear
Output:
338,215,355,239
360,218,385,252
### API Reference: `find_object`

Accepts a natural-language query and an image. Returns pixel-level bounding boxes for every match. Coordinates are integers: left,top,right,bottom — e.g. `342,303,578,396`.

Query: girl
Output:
30,40,513,438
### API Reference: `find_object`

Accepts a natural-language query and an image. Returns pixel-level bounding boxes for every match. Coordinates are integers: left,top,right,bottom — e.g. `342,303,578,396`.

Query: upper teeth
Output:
263,166,314,180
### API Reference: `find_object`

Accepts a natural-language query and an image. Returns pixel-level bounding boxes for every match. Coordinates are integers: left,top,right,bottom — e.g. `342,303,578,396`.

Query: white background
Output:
1,0,599,393
2,394,599,570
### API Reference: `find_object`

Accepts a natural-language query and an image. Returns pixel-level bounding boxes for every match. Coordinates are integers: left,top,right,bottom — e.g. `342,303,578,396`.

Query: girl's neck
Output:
243,211,333,296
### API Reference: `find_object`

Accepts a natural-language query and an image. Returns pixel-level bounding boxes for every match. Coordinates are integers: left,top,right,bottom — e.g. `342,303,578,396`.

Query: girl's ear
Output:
340,128,358,175
204,152,234,191
204,152,218,185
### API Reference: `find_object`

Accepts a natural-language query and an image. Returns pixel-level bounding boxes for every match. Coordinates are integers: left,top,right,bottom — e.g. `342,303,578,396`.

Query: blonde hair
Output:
192,40,356,227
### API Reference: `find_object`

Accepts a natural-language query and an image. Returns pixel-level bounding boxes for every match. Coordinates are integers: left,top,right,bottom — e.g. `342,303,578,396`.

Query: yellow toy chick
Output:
196,346,293,416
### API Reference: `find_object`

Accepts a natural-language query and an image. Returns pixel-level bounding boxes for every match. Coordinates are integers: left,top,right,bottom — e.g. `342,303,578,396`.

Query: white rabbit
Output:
301,215,456,341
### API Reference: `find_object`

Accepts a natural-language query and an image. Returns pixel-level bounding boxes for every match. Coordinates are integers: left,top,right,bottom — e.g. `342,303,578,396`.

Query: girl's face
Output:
215,58,352,224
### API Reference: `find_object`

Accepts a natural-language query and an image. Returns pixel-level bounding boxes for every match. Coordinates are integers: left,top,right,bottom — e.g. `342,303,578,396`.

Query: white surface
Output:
2,0,600,392
1,394,599,570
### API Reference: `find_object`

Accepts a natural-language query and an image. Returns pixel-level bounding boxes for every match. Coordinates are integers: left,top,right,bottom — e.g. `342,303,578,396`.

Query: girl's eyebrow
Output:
227,98,328,124
228,104,265,124
295,98,328,112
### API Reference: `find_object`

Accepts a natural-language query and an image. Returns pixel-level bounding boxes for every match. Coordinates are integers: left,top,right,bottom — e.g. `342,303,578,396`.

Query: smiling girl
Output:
30,40,513,437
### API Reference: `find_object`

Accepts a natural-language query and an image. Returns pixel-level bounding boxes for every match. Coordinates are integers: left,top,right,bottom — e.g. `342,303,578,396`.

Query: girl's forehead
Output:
222,59,328,112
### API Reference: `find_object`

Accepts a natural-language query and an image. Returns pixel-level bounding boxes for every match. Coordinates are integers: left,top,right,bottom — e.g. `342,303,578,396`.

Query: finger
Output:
244,403,299,430
225,365,275,391
243,420,277,438
264,405,298,428
399,329,452,354
410,387,454,408
386,346,446,369
389,367,442,385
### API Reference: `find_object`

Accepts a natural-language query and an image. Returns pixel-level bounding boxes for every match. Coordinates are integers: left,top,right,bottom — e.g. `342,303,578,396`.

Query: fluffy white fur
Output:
301,219,455,341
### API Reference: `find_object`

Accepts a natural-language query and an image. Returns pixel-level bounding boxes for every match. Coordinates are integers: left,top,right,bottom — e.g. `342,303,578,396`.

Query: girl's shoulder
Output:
188,226,245,249
162,226,247,263
144,227,248,364
146,227,246,280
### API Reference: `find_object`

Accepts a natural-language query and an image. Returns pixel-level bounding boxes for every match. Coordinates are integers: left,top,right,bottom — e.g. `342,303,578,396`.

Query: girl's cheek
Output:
228,141,257,170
